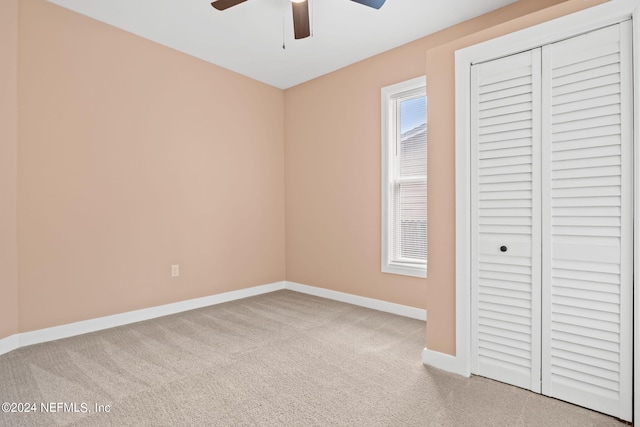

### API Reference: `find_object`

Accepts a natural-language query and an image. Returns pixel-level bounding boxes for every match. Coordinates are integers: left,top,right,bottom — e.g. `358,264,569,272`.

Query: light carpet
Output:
0,290,625,426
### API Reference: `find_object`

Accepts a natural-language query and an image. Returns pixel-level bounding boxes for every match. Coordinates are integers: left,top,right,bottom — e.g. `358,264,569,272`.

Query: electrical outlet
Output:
171,264,180,277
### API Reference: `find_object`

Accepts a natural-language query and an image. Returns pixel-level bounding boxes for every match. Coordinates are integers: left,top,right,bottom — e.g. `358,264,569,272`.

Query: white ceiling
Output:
48,0,518,89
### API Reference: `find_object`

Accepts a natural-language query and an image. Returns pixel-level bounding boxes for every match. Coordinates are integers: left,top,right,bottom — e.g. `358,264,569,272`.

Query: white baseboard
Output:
1,280,427,356
422,347,469,377
0,334,20,356
9,281,286,353
285,281,427,321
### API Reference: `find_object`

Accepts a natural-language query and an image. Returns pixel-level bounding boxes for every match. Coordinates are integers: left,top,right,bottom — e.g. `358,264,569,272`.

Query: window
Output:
381,77,427,278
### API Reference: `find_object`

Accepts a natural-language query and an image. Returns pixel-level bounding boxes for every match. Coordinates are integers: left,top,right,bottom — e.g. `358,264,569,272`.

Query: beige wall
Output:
1,0,607,345
0,0,19,339
16,0,285,332
284,0,607,355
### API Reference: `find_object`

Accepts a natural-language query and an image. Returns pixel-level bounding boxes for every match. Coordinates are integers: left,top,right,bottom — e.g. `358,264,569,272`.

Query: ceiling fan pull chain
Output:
282,11,286,49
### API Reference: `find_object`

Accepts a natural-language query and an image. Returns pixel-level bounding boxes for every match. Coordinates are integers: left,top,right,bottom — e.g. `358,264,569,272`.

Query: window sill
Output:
382,263,426,279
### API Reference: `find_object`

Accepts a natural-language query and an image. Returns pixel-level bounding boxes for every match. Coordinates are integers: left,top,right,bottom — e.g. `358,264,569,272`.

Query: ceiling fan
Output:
210,0,386,40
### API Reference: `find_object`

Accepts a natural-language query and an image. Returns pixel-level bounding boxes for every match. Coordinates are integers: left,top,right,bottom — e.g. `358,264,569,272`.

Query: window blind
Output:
390,93,427,266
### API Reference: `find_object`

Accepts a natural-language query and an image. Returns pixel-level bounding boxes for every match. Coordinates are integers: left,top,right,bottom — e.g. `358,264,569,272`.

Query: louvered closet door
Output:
541,22,633,421
470,22,633,421
470,49,542,392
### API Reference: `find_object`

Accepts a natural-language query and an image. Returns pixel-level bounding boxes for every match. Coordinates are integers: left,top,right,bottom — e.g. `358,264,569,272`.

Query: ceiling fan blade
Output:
211,0,248,11
292,1,310,40
349,0,386,9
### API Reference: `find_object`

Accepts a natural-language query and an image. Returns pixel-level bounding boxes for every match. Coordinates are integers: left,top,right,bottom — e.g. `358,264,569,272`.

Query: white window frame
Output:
381,76,427,279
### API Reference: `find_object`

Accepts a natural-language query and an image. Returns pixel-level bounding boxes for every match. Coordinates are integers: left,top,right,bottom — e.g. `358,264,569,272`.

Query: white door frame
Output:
451,0,640,421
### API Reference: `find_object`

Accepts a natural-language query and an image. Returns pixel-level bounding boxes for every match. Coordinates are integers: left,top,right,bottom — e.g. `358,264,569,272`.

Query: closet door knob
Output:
500,246,508,253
